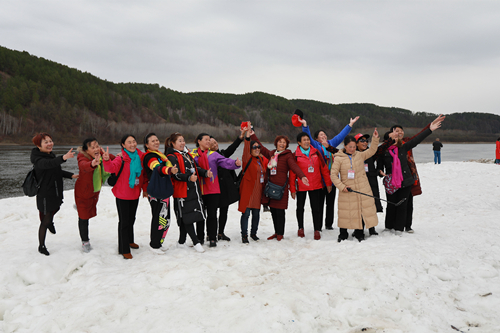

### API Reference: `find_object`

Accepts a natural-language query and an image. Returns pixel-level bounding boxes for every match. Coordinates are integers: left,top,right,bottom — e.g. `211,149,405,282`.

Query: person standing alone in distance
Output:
432,138,443,164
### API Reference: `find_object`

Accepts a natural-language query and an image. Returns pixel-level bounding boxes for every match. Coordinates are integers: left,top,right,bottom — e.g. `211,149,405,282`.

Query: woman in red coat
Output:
250,130,309,240
238,124,269,243
74,138,115,253
289,132,332,240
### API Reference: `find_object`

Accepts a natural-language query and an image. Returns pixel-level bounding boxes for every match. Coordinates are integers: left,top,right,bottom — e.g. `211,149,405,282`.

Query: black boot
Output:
369,227,378,236
353,229,365,242
48,223,56,234
38,245,50,256
250,234,259,241
242,236,249,244
338,228,348,242
218,233,231,241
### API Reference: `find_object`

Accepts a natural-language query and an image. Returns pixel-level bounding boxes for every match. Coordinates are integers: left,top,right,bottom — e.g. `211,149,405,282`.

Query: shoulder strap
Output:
116,158,125,177
240,159,252,178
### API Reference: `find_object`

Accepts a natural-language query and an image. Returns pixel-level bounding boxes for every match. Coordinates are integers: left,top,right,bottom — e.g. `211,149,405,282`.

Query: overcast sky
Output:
2,0,500,116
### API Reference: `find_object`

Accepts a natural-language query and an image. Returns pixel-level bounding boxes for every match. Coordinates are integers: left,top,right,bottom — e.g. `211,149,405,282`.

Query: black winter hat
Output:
294,109,304,119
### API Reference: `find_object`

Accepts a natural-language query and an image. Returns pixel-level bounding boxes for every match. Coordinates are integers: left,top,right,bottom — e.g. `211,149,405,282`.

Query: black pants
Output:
385,186,412,231
405,193,414,231
296,189,324,231
78,218,89,242
218,205,229,234
201,194,220,242
148,197,171,249
173,198,199,245
270,208,286,235
115,198,139,254
38,209,59,246
323,186,337,229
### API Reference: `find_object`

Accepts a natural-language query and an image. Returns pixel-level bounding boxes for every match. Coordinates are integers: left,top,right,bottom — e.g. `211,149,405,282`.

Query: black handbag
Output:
147,166,174,199
264,180,287,200
21,166,40,197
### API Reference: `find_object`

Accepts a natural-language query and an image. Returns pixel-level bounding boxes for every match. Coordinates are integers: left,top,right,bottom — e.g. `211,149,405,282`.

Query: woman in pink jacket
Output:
103,134,145,259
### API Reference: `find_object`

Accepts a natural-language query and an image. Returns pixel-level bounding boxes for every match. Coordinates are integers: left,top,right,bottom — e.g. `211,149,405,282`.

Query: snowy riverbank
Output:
1,162,499,333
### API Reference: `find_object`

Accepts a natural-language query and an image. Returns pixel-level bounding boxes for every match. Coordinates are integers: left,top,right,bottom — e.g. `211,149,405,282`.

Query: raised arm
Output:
213,152,241,170
299,118,322,151
327,124,352,148
250,133,271,159
221,135,243,158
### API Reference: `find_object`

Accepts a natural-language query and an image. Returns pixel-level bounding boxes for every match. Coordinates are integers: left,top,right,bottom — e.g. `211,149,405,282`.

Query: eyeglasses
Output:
252,145,261,149
358,139,368,143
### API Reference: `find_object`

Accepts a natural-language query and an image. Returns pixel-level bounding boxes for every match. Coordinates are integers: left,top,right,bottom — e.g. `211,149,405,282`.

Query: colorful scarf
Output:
388,146,403,189
146,149,173,172
124,149,142,189
92,157,110,192
322,146,333,169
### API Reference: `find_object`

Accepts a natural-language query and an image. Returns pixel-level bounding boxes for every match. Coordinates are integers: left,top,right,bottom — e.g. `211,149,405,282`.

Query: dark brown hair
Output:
165,132,184,153
273,135,290,149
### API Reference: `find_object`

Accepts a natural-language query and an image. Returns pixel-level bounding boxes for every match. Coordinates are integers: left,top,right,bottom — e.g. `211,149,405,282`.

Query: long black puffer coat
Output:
166,147,207,225
216,136,243,207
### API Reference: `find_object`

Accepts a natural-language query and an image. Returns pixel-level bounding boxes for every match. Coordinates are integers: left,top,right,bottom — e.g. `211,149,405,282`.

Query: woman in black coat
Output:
355,131,397,235
209,129,245,241
165,132,211,253
377,115,445,234
30,133,78,255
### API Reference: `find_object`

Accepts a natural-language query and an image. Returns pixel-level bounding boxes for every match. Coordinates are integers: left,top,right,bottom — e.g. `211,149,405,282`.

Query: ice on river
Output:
0,162,499,332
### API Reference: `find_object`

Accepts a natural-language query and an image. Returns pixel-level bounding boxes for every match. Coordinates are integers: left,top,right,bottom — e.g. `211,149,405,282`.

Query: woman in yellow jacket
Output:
331,128,379,242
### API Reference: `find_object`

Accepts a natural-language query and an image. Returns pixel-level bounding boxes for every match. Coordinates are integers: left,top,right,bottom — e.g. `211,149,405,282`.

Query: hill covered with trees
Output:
1,45,499,144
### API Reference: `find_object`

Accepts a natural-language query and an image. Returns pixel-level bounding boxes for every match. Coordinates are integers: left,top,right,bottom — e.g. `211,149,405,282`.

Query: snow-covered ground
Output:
1,162,499,333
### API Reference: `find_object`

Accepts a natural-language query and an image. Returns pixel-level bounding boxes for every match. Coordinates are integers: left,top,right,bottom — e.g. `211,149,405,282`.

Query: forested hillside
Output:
1,46,499,144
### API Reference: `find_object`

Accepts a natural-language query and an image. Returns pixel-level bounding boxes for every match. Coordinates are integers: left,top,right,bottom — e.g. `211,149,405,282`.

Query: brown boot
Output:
122,253,133,259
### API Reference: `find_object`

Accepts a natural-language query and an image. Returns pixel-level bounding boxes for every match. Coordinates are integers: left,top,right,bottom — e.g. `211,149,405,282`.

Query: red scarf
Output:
198,149,210,173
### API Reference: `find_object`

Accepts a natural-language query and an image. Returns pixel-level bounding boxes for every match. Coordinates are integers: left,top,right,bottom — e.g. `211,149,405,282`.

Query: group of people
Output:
30,112,446,257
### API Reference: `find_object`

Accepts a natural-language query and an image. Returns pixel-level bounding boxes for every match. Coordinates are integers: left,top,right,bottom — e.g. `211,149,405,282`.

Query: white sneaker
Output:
394,231,403,236
406,229,414,234
177,243,188,249
82,241,92,253
150,247,166,255
194,243,205,253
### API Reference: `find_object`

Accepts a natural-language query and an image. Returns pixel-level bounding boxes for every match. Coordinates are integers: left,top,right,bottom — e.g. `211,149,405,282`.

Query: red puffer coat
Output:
289,146,332,193
74,148,115,219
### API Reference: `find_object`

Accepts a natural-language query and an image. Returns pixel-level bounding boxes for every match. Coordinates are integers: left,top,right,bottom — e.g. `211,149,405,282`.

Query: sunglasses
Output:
252,145,261,149
358,139,368,143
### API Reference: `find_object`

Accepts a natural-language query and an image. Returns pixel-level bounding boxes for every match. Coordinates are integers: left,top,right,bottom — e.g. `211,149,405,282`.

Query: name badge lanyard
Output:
348,155,355,179
257,160,264,183
307,154,314,173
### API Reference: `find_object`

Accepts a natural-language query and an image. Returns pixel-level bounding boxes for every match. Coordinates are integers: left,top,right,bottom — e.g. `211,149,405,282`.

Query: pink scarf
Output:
268,151,280,169
389,146,403,189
